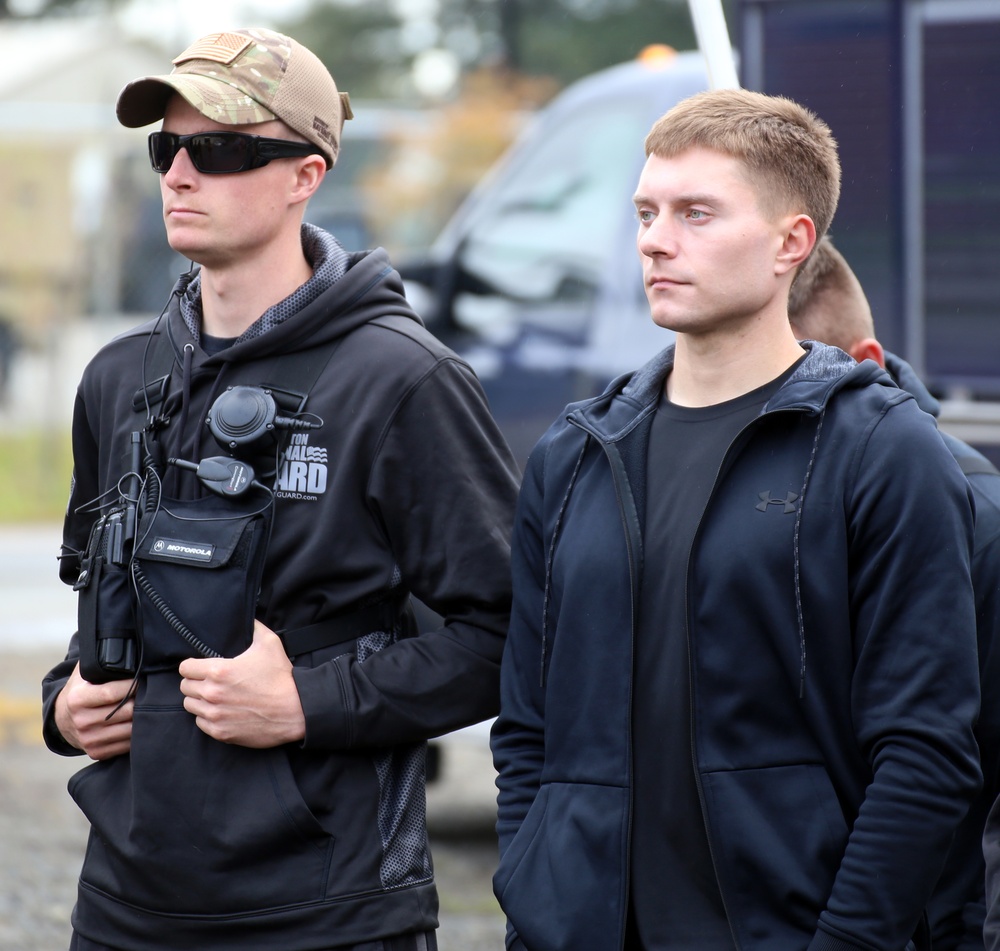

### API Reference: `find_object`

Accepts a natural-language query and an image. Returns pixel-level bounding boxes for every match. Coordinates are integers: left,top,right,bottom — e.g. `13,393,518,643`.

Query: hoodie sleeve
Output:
926,436,1000,950
294,354,520,747
41,384,105,755
808,396,982,951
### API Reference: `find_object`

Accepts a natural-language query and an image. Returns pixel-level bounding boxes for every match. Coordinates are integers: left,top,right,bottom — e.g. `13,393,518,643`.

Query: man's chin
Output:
648,309,690,333
167,241,215,271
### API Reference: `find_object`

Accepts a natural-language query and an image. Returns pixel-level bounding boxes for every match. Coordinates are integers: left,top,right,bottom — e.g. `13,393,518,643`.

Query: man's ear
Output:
848,337,886,368
776,214,816,277
290,155,326,205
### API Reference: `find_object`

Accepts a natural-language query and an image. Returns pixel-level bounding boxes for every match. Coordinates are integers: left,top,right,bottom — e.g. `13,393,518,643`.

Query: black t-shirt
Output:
628,361,801,950
200,332,237,355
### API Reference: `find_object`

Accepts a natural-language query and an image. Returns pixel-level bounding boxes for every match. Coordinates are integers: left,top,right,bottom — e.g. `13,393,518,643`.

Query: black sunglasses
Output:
148,131,318,174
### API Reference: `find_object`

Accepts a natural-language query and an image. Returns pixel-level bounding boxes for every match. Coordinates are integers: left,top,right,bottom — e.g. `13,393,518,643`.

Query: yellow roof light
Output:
637,44,677,67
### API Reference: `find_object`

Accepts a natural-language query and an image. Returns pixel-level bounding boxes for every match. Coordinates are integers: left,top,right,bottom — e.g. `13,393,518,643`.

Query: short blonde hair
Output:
788,236,874,352
645,88,841,241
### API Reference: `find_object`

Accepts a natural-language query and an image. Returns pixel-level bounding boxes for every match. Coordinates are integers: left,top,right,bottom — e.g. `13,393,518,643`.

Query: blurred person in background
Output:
491,87,981,951
40,27,519,951
789,235,1000,951
0,313,20,406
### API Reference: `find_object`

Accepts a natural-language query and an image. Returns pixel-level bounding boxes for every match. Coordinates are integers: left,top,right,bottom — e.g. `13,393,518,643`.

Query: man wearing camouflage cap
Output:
41,27,519,951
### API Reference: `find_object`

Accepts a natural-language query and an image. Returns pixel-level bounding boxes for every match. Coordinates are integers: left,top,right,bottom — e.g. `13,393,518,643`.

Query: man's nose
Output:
638,216,678,257
163,143,198,183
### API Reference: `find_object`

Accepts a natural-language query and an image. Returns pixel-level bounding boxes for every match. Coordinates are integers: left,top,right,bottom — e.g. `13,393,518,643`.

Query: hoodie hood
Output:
884,349,941,419
571,339,893,443
163,244,423,372
139,240,423,493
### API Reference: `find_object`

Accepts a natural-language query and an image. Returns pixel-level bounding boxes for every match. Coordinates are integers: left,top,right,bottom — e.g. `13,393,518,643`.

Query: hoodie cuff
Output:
807,925,876,951
292,662,351,749
41,682,86,757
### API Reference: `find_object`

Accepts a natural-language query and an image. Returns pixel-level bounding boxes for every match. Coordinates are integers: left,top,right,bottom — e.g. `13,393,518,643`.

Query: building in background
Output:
0,19,166,343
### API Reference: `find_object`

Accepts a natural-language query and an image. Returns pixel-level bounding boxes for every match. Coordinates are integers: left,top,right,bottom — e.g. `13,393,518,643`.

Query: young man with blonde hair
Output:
791,236,1000,951
492,88,981,951
41,27,519,951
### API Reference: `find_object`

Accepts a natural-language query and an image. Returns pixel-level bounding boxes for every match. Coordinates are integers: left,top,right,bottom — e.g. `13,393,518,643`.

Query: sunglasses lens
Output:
189,134,250,173
149,133,177,172
148,133,254,173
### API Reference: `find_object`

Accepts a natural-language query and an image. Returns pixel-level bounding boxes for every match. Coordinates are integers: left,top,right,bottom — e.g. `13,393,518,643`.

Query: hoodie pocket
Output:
701,762,848,946
69,685,335,915
495,781,628,951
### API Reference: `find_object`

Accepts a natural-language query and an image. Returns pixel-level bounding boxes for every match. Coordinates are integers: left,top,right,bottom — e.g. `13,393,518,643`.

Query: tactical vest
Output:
75,315,407,683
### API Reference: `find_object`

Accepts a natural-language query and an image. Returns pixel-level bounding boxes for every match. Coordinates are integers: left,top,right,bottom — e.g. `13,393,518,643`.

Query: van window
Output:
451,101,653,344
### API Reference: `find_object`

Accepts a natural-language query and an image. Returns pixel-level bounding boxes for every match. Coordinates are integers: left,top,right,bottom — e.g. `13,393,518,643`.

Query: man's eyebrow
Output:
632,192,723,208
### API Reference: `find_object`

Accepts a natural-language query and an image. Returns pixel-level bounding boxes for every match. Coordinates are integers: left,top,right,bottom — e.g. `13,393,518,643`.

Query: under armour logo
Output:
756,491,799,514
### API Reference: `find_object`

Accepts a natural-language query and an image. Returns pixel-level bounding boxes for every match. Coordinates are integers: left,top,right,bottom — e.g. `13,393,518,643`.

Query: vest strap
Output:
277,600,405,657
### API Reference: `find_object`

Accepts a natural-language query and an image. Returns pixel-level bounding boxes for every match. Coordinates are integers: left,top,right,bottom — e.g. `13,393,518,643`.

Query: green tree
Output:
438,0,697,80
518,0,698,82
278,0,733,97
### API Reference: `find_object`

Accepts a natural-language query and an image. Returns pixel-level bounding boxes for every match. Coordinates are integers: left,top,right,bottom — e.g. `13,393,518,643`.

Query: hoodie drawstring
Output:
793,407,827,699
176,343,195,439
190,364,230,470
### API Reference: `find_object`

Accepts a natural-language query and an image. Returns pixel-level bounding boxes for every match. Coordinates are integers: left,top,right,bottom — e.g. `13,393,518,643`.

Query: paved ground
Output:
0,524,505,950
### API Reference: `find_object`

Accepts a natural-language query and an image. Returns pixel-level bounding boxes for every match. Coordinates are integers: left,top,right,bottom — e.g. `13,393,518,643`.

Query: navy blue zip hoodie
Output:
492,341,981,951
41,243,520,949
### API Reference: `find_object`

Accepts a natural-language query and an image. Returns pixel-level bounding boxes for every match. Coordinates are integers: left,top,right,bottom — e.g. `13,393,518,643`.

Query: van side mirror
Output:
397,240,500,332
397,256,453,330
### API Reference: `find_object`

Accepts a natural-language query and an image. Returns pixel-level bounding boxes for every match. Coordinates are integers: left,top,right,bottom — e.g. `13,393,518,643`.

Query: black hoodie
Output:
42,241,520,949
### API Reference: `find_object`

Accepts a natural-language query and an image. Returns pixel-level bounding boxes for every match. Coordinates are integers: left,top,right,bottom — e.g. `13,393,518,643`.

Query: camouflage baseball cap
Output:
116,28,353,169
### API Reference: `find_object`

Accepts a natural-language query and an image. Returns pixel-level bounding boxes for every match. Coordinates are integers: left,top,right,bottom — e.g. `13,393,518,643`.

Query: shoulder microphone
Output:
206,385,321,452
